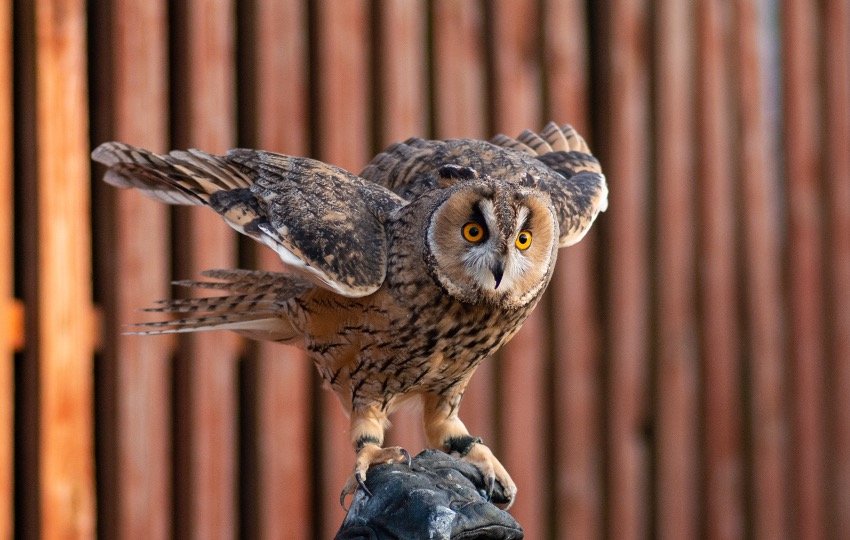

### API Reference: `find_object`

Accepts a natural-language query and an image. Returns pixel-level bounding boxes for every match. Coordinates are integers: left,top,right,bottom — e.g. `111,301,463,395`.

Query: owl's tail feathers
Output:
92,142,253,206
126,269,311,343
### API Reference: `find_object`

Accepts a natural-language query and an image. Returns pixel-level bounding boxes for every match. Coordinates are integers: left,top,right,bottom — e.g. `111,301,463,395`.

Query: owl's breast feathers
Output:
301,255,538,410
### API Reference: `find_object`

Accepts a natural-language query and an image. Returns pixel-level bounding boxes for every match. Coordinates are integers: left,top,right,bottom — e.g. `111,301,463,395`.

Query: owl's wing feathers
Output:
492,122,608,247
92,142,406,297
359,137,443,200
225,150,406,296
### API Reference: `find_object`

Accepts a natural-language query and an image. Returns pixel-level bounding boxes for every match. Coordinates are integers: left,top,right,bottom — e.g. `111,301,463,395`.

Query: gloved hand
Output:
336,449,524,539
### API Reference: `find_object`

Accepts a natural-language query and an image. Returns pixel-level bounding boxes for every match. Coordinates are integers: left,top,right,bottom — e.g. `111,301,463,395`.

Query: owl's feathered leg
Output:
339,405,411,507
422,392,517,509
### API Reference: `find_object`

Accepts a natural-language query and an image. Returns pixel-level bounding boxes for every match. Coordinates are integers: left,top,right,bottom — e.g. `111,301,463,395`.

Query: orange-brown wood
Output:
432,0,487,140
654,2,699,538
0,2,12,535
695,1,746,536
377,0,428,455
823,0,850,534
544,1,602,537
732,1,788,537
599,0,651,536
489,0,547,534
35,0,97,536
96,1,174,538
431,0,495,449
172,0,240,537
251,0,313,536
781,0,826,537
315,1,371,534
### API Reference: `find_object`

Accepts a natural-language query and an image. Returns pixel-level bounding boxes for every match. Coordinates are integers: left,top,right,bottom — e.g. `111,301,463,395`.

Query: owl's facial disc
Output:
427,185,558,307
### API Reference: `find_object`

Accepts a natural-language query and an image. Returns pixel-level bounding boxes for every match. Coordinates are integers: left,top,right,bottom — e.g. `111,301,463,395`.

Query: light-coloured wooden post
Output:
0,2,13,536
35,0,97,536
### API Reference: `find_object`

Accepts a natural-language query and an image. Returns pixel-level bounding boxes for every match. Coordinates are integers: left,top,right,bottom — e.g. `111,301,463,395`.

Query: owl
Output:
92,122,607,509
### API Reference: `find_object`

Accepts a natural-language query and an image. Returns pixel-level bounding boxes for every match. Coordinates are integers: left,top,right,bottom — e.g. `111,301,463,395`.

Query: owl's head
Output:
426,170,558,309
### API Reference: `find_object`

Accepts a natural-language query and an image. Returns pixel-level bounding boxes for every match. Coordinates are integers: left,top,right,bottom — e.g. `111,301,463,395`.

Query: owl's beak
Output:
490,261,504,289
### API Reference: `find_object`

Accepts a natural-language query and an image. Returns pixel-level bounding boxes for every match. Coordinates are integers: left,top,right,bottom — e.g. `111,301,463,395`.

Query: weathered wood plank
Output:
489,0,548,534
823,0,850,535
431,0,495,450
598,0,651,536
95,1,174,538
35,0,97,536
377,0,429,455
0,1,12,536
781,0,826,537
653,2,699,538
171,0,240,537
251,0,313,536
315,1,371,534
731,1,788,537
543,0,602,537
695,1,746,537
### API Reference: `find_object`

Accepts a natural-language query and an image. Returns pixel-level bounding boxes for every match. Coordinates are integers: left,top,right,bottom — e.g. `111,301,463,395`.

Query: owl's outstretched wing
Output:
491,122,608,247
92,142,405,297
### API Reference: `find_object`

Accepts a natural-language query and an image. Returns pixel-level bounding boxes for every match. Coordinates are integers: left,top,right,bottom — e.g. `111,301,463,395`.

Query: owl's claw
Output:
461,442,517,510
399,447,412,468
339,444,411,508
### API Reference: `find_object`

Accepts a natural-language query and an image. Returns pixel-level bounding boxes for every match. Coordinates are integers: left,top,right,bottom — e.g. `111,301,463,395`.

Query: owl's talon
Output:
400,448,412,468
339,443,411,508
355,470,372,497
486,475,496,501
461,442,517,510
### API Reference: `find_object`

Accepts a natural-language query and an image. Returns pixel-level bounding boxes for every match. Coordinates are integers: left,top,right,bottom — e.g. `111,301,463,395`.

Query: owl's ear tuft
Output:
437,164,478,188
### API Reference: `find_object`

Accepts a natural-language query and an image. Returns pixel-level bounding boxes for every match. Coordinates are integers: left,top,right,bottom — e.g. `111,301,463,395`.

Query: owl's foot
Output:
339,443,411,507
457,440,517,510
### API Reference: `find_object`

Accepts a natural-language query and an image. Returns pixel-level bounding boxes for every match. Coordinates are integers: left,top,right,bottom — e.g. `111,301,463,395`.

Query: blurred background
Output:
3,0,849,538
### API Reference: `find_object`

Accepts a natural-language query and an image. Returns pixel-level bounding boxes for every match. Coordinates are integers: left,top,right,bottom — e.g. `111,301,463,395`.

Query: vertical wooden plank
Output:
104,1,173,538
431,0,487,139
0,1,12,536
598,0,651,536
781,0,826,537
543,1,603,538
489,0,547,534
315,1,370,534
654,2,699,538
173,0,240,537
431,0,494,448
823,0,850,535
35,0,96,536
731,0,788,537
376,0,428,455
252,0,313,537
695,1,746,537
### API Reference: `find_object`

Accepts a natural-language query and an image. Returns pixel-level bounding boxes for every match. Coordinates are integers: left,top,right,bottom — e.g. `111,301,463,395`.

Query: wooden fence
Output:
3,0,849,538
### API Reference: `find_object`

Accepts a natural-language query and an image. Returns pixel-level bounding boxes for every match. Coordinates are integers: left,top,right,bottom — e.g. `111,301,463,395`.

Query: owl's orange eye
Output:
515,230,532,250
462,222,486,243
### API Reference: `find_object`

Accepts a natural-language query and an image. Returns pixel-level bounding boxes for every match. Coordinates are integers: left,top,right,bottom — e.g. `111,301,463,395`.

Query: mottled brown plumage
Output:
91,122,608,508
